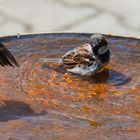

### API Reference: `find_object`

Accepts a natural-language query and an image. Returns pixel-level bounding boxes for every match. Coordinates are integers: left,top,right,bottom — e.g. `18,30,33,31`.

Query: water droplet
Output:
17,33,21,38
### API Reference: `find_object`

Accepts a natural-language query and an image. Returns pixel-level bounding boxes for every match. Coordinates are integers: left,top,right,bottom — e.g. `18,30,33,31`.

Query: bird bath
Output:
0,33,140,140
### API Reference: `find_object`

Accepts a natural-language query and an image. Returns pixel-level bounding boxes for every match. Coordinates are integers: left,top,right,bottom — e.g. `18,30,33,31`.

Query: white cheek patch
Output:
98,45,109,54
84,44,93,54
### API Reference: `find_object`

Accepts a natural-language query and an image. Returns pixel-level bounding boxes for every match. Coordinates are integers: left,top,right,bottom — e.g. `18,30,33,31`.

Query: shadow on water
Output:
68,69,131,86
0,100,47,122
108,69,132,86
41,62,131,86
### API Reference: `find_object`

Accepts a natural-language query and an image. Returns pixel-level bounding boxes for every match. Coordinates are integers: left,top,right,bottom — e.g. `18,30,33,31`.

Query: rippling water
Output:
0,33,140,140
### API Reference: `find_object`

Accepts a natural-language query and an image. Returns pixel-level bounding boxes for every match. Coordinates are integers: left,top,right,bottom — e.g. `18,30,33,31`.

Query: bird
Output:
0,42,19,67
62,34,110,76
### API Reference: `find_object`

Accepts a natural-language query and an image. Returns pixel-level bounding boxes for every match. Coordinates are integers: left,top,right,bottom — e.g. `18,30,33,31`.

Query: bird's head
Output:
89,34,109,55
89,34,110,64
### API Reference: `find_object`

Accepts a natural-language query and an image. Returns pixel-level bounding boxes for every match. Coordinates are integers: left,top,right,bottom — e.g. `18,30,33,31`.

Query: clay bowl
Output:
0,33,140,140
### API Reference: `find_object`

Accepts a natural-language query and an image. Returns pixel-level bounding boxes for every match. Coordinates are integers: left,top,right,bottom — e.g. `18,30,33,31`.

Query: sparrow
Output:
62,34,110,76
0,42,19,67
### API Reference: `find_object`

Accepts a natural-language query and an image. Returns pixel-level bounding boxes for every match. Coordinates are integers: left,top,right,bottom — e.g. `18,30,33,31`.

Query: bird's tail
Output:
38,58,63,64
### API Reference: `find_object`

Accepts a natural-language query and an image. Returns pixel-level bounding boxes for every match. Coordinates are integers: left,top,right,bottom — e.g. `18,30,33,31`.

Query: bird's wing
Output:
62,44,95,67
0,42,19,67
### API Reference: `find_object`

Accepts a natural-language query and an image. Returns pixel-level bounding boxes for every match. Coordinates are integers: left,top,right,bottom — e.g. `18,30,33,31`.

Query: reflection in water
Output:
0,34,140,139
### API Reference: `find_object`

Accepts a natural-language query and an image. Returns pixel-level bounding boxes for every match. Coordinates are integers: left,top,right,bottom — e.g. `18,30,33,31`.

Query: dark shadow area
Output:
108,69,132,86
72,69,131,86
89,69,109,83
0,100,47,122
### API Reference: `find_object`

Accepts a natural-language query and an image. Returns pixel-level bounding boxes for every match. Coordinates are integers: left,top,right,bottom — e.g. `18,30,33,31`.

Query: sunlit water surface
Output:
0,33,140,140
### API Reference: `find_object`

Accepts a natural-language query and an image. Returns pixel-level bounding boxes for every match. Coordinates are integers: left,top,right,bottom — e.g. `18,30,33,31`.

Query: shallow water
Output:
0,33,140,140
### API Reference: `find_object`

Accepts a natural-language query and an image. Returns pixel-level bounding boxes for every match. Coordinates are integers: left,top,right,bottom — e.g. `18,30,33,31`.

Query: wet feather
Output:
0,42,19,67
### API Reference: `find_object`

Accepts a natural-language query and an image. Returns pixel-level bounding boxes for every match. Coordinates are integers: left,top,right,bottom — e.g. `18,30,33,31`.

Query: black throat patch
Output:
98,50,110,63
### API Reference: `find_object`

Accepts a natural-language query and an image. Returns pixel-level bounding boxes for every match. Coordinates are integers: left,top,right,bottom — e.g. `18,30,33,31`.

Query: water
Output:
0,33,140,140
